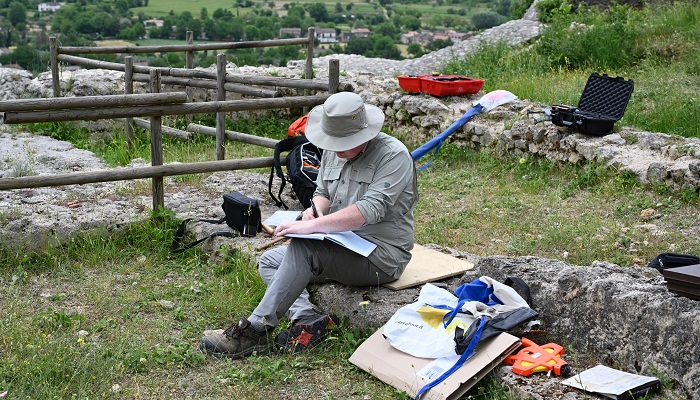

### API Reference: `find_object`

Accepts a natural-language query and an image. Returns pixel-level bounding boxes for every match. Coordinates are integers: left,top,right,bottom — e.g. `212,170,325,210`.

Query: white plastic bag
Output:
383,277,531,359
383,284,477,359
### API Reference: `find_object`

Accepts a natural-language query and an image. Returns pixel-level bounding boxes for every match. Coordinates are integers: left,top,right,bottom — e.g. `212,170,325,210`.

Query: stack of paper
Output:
561,364,661,400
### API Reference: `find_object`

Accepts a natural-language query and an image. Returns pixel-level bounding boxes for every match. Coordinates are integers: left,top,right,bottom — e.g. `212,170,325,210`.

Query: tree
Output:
8,1,26,27
374,22,397,38
0,45,44,71
115,0,129,15
372,35,402,59
471,12,503,30
200,7,208,20
407,42,423,57
0,16,12,47
202,18,216,39
495,0,511,17
426,38,453,51
345,36,373,55
287,5,305,19
213,8,233,20
401,15,421,30
308,3,329,22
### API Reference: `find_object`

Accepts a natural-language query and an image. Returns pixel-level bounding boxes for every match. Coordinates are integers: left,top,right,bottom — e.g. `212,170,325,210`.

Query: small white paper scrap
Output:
417,353,461,382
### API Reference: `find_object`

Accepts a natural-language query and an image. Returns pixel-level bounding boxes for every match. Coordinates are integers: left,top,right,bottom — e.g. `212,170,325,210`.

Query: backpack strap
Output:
268,167,288,209
268,136,310,210
171,217,240,253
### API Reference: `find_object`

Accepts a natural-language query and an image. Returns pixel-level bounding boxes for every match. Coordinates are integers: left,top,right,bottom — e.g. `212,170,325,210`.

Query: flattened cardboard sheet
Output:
349,327,519,400
383,244,475,290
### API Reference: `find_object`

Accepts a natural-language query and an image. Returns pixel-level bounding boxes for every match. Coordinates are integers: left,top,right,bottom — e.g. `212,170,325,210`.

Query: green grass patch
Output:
443,1,700,138
414,144,699,266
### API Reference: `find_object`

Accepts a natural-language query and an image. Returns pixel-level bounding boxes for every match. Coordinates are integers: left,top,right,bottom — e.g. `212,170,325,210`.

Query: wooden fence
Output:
0,30,347,213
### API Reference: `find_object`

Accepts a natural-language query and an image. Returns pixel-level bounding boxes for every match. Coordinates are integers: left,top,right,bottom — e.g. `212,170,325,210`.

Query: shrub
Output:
534,4,644,70
471,12,504,30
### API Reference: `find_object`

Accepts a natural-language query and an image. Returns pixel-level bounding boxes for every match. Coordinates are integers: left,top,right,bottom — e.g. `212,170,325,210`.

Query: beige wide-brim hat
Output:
305,92,385,152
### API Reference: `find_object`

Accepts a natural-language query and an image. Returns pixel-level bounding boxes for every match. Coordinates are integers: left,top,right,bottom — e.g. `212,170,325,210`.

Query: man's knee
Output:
258,246,286,283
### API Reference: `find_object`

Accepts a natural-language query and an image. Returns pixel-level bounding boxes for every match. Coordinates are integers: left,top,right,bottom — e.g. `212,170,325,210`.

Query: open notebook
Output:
263,211,377,257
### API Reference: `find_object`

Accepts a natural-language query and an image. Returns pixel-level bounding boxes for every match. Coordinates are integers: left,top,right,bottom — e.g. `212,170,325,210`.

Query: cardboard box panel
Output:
383,244,475,290
349,327,519,400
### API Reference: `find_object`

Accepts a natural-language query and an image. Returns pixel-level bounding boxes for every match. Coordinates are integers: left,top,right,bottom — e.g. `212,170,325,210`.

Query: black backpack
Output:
268,136,322,210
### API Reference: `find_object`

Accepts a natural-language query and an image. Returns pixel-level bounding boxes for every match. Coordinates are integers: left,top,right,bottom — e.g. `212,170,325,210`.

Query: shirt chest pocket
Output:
349,165,376,185
322,166,342,196
347,164,376,201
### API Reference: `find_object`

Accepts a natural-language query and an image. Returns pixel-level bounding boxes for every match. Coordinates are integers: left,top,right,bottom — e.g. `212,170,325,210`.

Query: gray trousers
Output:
249,238,396,329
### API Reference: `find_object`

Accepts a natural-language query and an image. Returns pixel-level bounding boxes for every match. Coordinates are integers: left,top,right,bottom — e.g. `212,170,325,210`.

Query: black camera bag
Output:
172,192,262,253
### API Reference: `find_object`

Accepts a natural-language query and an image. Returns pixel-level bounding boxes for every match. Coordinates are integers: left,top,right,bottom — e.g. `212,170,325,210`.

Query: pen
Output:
311,201,319,218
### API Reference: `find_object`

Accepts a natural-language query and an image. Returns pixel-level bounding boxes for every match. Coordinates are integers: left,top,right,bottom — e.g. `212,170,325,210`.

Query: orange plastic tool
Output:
504,337,571,376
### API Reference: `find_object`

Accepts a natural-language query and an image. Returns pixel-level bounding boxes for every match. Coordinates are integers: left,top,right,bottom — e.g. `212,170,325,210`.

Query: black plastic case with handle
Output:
550,73,634,136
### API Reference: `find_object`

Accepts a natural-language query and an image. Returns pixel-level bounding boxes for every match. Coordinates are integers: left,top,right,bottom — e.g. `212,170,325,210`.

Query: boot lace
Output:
223,321,243,340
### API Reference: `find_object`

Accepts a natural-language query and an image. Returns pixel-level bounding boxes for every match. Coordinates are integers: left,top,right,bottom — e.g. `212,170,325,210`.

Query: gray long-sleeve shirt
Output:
314,132,419,278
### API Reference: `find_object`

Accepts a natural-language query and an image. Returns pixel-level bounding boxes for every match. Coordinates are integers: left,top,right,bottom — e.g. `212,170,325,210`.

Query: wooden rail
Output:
0,92,187,112
1,95,330,124
0,157,280,190
50,29,318,98
58,37,311,55
1,33,344,215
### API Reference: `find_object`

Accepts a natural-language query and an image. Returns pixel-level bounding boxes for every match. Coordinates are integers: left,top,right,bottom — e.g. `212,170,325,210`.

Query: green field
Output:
132,0,251,17
133,0,491,27
134,0,395,17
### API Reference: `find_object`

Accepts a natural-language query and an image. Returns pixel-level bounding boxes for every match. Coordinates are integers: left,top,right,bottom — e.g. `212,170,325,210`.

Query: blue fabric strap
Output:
415,315,488,400
415,140,445,171
454,278,504,306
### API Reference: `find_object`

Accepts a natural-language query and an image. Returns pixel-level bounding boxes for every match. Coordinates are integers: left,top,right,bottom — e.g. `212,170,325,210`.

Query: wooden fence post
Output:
149,70,164,212
304,27,315,114
328,59,339,95
306,27,315,81
124,56,134,151
216,54,226,161
186,31,194,123
50,37,60,97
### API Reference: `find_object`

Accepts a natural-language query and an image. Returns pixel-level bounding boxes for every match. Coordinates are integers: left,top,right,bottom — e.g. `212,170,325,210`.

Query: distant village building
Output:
143,18,164,28
433,33,450,42
313,27,338,43
400,31,433,46
447,30,470,41
400,31,418,44
339,28,371,43
401,29,467,46
38,2,65,13
279,28,302,38
351,28,370,38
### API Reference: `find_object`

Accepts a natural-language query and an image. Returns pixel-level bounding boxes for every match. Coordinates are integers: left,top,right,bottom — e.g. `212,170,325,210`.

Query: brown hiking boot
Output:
199,317,273,359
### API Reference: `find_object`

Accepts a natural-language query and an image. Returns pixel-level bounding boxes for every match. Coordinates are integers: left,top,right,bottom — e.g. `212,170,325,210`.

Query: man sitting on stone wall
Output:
199,91,419,358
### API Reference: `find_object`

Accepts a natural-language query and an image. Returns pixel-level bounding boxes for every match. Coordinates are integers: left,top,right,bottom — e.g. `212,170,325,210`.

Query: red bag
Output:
287,113,308,137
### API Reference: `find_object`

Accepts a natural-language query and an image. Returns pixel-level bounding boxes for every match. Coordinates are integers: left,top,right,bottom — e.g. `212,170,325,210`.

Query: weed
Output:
679,185,700,203
9,141,36,177
34,307,84,332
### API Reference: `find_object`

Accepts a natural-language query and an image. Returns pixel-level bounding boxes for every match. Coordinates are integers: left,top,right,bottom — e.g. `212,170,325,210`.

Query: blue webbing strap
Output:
415,140,446,171
415,315,488,400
